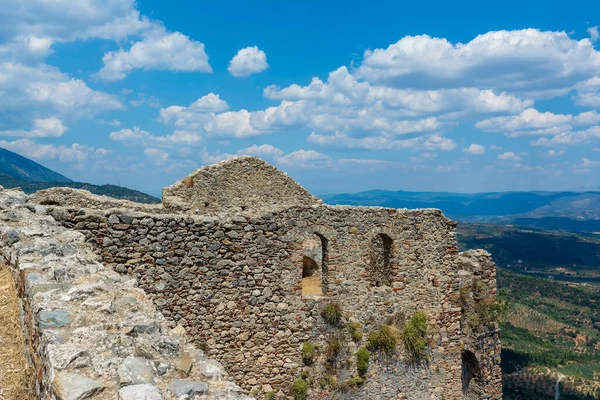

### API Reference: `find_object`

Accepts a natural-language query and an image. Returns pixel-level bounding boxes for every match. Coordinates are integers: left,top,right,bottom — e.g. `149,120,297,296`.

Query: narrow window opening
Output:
241,206,247,211
369,233,393,287
301,233,328,297
461,350,481,394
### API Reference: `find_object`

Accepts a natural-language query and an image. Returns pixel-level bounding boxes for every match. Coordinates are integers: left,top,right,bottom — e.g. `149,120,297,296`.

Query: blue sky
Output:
1,0,600,197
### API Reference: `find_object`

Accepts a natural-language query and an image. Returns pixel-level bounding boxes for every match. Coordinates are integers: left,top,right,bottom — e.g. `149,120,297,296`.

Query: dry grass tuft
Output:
0,265,35,400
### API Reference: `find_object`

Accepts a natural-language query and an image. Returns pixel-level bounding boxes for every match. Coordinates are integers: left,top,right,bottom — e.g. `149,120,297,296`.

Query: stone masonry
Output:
0,187,252,400
29,156,502,399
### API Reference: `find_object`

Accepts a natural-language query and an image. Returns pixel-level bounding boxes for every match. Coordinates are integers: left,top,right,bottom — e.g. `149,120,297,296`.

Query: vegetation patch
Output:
325,334,343,364
321,302,343,326
346,322,363,341
403,312,428,360
366,324,398,353
301,342,315,365
318,373,337,390
291,378,308,400
264,392,275,400
356,346,370,376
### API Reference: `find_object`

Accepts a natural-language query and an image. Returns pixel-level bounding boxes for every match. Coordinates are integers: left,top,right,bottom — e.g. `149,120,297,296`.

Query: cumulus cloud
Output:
0,0,151,60
109,127,201,147
0,62,123,126
498,151,521,161
0,138,110,168
574,77,600,107
307,131,456,152
463,144,485,155
356,29,600,96
531,126,600,147
476,108,600,137
96,29,212,81
228,46,269,77
0,117,68,138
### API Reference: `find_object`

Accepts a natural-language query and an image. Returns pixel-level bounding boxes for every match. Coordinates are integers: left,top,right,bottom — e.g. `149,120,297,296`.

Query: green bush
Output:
301,342,315,365
366,324,398,353
291,379,308,400
346,322,363,341
403,312,427,360
265,392,275,400
356,346,370,376
321,302,343,325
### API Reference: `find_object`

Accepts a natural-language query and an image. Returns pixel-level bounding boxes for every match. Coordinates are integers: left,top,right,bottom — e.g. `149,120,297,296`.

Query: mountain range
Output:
0,147,159,204
322,190,600,233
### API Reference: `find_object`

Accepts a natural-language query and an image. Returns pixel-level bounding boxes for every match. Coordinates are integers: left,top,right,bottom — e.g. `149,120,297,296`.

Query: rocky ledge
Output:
0,187,253,400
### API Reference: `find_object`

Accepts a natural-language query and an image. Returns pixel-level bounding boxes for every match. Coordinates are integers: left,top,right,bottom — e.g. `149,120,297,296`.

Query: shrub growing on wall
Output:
356,346,370,376
321,302,343,326
292,379,308,400
403,311,427,360
366,324,398,353
302,342,315,365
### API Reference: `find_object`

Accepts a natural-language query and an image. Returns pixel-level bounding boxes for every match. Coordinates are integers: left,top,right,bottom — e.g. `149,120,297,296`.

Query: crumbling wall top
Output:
161,156,322,215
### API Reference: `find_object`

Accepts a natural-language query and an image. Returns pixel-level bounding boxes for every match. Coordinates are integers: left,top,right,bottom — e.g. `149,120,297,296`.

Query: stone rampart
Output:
47,200,502,399
0,188,252,400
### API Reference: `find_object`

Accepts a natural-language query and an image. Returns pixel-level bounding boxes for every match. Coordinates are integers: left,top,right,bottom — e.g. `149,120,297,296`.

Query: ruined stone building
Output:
27,156,502,399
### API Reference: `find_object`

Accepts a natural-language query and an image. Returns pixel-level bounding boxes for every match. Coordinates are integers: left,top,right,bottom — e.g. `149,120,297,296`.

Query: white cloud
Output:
237,144,284,159
574,77,600,107
307,131,456,151
228,46,269,77
463,144,485,155
531,126,600,147
144,148,170,165
0,138,110,168
96,29,212,81
356,29,600,96
498,151,521,161
476,108,600,137
583,158,600,167
278,150,331,168
545,149,564,157
110,127,201,147
490,145,503,151
0,0,151,57
0,117,68,138
588,26,599,43
0,62,123,125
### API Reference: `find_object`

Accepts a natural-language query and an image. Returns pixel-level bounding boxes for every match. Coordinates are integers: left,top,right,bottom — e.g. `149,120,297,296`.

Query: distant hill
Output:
0,147,160,204
0,147,72,183
322,190,600,232
458,223,600,275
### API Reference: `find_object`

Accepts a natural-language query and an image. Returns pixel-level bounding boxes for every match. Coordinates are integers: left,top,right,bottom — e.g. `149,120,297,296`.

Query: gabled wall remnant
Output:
27,156,502,399
162,156,322,215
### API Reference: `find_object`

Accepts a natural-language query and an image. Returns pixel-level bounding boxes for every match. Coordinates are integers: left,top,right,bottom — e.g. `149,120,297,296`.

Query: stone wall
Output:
162,156,322,215
45,198,503,399
0,188,252,400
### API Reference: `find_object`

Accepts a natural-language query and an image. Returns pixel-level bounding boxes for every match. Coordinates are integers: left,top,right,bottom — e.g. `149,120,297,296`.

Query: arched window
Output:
301,232,328,297
369,233,393,287
461,350,481,394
